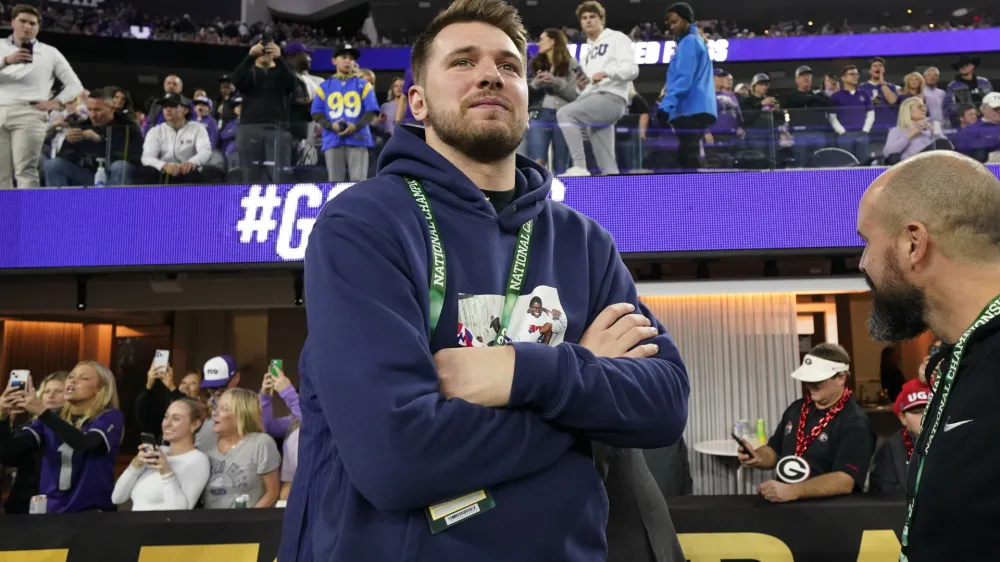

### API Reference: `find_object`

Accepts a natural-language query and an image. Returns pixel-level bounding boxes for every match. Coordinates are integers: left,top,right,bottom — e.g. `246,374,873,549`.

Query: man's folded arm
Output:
304,204,574,512
509,238,690,449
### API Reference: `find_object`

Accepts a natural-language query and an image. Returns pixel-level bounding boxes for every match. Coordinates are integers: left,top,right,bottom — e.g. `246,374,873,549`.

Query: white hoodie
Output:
577,28,640,102
141,120,212,171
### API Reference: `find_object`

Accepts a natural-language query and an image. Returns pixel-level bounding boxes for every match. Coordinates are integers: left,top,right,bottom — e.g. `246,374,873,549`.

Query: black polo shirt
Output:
904,314,1000,562
767,397,875,489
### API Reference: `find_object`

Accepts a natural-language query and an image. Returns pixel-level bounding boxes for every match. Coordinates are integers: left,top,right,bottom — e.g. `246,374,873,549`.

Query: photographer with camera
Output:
231,35,298,184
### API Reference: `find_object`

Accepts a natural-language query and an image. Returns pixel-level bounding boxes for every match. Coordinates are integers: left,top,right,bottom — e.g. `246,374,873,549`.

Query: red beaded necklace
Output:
902,428,915,460
795,388,852,457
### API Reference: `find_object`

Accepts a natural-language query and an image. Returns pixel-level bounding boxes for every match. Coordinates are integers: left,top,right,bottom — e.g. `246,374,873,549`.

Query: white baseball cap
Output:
983,92,1000,110
790,354,850,383
201,355,237,389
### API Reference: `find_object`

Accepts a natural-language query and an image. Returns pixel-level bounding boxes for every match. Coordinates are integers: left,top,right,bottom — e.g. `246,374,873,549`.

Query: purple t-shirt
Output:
26,408,124,513
400,67,416,124
711,91,742,133
858,82,900,131
831,88,874,132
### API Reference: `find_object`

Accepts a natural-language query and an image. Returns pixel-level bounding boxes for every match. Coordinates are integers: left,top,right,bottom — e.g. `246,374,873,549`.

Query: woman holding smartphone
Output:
0,361,123,513
112,397,210,511
2,371,68,514
260,367,301,440
527,28,579,175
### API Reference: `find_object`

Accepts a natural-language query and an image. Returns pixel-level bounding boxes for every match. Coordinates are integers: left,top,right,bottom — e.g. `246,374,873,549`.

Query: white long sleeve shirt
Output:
0,37,84,106
577,28,640,102
141,120,213,170
110,448,210,511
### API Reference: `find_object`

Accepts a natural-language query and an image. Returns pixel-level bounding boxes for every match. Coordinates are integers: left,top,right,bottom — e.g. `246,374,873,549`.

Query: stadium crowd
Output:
0,0,998,187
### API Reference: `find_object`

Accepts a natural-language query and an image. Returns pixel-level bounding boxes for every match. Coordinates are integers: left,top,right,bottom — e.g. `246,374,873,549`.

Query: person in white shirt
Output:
0,4,84,188
556,1,639,177
922,67,946,125
111,397,210,511
139,93,218,184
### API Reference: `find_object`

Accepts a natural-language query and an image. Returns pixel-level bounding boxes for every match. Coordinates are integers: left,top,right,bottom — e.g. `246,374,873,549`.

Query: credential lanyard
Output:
899,294,1000,561
404,177,533,342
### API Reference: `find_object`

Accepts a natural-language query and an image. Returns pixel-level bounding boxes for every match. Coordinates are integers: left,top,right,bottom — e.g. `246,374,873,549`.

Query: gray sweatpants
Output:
324,146,369,182
556,92,627,174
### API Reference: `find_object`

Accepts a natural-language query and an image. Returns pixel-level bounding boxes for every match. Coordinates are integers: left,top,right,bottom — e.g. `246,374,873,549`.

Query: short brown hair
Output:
809,343,851,366
410,0,527,85
575,1,606,21
11,4,41,21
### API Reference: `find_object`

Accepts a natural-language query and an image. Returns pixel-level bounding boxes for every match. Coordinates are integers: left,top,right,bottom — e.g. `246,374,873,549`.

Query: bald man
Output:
856,151,1000,562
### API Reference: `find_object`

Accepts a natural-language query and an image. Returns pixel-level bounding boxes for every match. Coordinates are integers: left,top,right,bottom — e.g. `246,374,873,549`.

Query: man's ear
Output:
410,85,428,122
905,221,930,269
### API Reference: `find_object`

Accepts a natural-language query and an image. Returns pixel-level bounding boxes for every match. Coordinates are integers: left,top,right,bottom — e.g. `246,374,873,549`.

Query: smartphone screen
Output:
270,359,283,377
152,350,170,369
140,432,158,448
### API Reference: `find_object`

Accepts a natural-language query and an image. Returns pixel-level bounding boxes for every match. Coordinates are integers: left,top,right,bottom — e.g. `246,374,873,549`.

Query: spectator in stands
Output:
868,378,929,494
220,96,242,169
953,92,1000,162
139,92,216,184
192,96,219,147
233,37,298,183
394,66,418,127
359,68,376,85
312,44,379,182
704,68,742,160
824,73,840,97
957,104,979,129
286,42,324,167
557,1,639,176
741,73,779,159
42,87,142,187
202,388,281,509
110,87,134,115
658,2,716,170
134,358,203,443
2,371,67,514
829,64,874,163
784,65,834,167
738,344,875,502
922,67,945,125
280,419,299,501
260,367,301,441
215,74,237,126
944,55,993,127
615,82,650,172
0,4,84,188
111,397,210,511
142,75,189,135
898,72,925,103
526,28,578,174
0,360,124,513
377,76,404,136
197,355,242,452
858,57,899,150
883,97,949,164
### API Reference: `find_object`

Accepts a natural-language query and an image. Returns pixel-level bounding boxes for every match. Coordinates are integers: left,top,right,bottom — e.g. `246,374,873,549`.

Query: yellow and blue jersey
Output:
312,74,380,150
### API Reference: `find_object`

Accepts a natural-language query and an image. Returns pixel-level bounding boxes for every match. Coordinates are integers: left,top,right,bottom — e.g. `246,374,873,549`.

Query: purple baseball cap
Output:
201,355,237,389
285,42,314,56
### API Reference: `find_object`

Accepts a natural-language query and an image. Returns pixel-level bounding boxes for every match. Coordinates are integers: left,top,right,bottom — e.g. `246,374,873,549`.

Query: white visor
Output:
790,354,850,382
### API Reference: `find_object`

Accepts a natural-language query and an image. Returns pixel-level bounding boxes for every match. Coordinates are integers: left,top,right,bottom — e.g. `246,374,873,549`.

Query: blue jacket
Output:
658,28,717,122
280,125,690,562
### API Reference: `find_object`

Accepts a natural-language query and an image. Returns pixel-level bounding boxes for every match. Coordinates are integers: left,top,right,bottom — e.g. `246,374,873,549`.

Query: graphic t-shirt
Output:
26,408,124,513
202,432,281,509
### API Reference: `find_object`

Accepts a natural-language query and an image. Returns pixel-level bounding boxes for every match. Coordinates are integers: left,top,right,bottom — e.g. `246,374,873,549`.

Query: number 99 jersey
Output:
311,75,380,151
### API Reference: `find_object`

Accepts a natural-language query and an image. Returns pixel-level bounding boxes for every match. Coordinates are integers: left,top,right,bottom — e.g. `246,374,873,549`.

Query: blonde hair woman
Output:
202,388,281,508
899,72,926,102
0,361,124,513
0,370,69,513
884,97,948,162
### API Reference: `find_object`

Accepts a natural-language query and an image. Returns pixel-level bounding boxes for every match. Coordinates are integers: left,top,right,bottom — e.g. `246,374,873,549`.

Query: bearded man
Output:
856,151,1000,562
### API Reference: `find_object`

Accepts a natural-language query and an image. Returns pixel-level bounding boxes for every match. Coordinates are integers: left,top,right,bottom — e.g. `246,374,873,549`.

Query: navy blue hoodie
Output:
280,125,690,562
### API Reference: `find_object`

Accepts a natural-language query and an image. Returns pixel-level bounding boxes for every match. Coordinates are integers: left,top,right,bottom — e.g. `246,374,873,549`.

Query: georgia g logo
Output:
776,456,811,484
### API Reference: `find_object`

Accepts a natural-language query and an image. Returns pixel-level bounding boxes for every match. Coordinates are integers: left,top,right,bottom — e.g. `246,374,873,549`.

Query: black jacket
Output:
868,430,910,494
133,380,185,442
57,111,143,171
784,89,834,131
231,55,299,127
903,312,1000,561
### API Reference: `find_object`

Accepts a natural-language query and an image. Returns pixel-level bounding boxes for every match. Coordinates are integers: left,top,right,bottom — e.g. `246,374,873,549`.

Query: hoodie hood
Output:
378,124,552,233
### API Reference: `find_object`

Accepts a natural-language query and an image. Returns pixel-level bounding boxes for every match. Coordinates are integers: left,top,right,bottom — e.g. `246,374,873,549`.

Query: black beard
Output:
425,100,525,163
864,254,928,343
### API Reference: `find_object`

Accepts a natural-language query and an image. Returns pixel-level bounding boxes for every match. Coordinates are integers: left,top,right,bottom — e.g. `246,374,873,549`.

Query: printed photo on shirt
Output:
456,285,568,348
